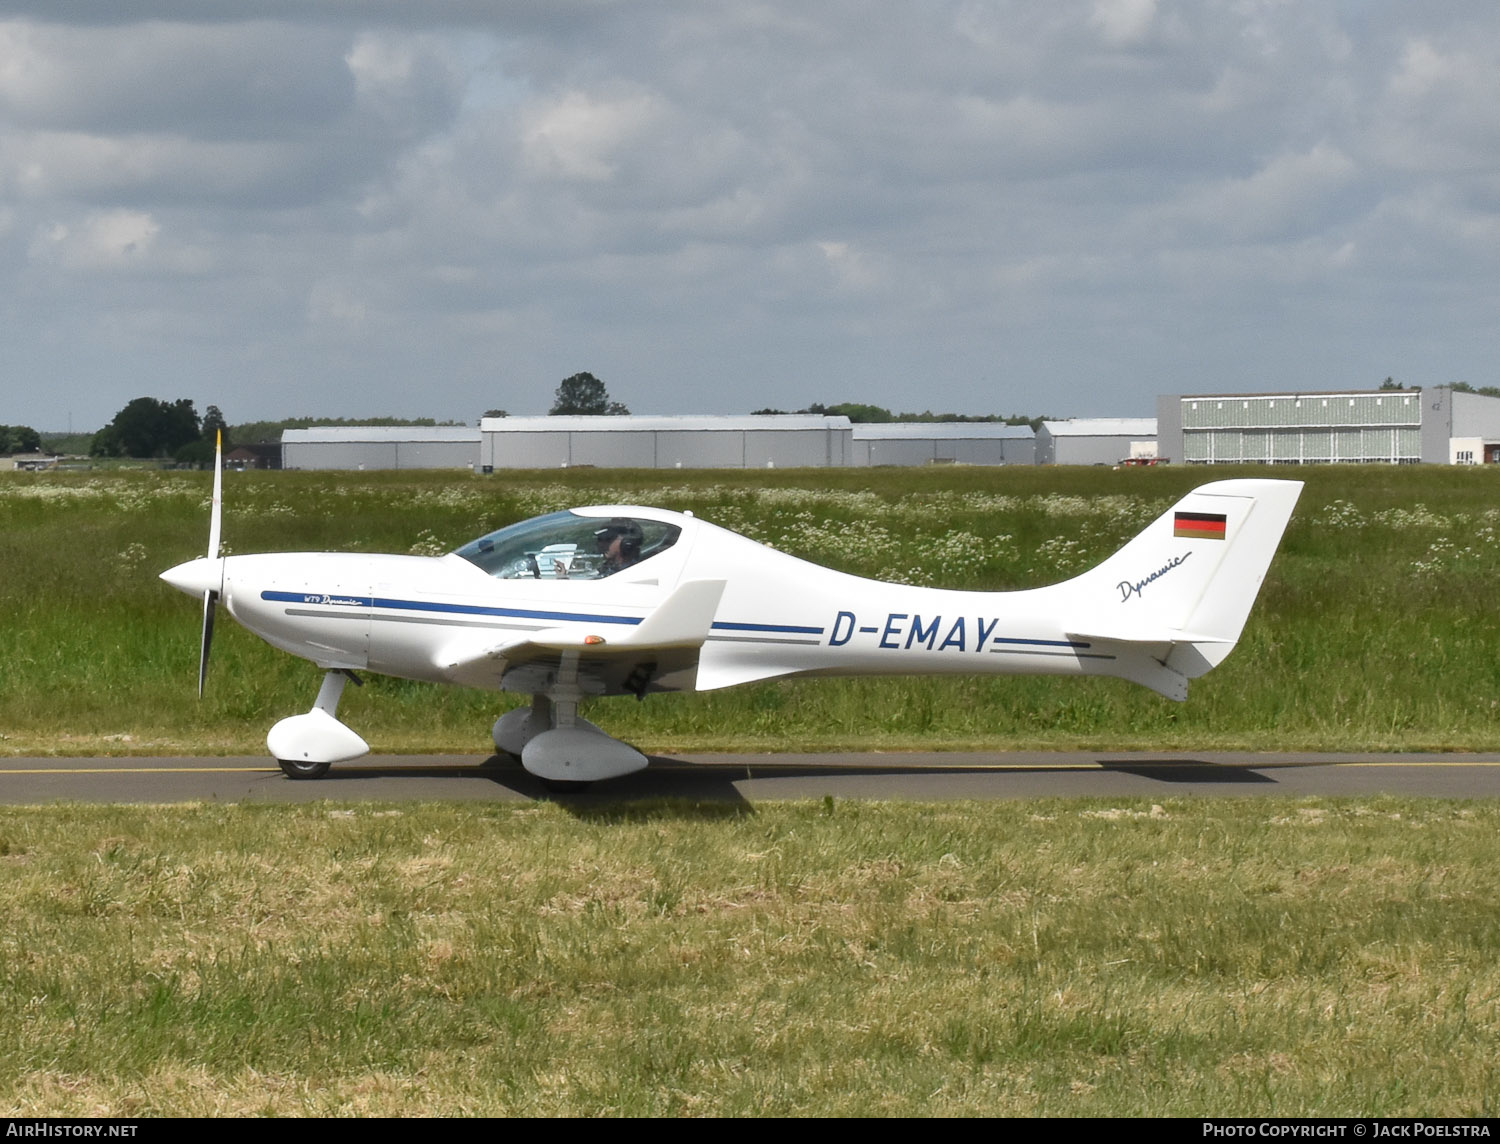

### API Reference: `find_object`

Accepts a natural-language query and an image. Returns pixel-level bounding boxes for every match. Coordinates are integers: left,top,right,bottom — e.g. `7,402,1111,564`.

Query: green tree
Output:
91,397,201,458
550,372,629,416
201,404,230,449
766,402,1047,430
0,425,41,454
89,425,124,458
805,401,895,423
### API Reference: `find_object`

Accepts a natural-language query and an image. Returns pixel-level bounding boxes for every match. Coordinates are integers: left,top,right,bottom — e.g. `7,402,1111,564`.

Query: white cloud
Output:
29,208,160,270
1374,33,1500,173
307,278,370,331
816,240,888,293
1,129,323,205
1090,0,1157,47
520,89,663,182
1159,143,1360,243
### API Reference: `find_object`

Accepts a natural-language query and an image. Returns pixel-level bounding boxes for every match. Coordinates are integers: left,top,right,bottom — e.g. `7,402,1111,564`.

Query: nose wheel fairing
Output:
267,669,370,779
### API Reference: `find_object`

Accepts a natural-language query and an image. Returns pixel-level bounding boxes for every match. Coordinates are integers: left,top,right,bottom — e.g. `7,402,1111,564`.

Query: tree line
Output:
753,402,1046,431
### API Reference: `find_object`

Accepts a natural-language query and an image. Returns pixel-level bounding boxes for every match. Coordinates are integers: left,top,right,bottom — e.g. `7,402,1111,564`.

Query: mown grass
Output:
0,798,1495,1116
3,464,1500,754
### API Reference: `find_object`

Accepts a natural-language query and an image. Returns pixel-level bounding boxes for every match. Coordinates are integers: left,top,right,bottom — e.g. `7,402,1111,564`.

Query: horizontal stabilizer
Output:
1066,625,1230,648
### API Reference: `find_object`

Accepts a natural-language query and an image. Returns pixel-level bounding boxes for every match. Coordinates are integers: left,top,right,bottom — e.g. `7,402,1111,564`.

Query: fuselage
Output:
160,481,1303,780
161,506,1122,696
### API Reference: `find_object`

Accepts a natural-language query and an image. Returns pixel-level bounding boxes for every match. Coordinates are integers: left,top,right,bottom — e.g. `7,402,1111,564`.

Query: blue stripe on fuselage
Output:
710,621,826,635
261,590,643,626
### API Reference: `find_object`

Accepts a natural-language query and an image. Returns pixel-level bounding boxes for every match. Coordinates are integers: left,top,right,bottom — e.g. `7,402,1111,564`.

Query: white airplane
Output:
161,445,1301,788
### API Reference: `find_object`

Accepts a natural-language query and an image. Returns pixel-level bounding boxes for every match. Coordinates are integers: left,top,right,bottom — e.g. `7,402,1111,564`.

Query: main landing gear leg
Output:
515,653,649,791
266,669,369,780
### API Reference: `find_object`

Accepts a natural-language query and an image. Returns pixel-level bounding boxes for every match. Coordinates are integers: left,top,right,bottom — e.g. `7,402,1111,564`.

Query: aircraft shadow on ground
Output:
1097,760,1278,784
306,754,761,816
298,754,1281,813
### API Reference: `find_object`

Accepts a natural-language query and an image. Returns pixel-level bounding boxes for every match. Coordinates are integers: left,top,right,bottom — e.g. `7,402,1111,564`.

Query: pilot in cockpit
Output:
595,518,644,576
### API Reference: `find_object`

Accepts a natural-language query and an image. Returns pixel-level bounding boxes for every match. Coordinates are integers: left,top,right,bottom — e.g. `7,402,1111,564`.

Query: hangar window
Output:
455,510,682,580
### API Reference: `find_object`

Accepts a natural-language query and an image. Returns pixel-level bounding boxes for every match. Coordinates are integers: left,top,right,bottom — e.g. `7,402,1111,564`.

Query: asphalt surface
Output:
3,751,1500,805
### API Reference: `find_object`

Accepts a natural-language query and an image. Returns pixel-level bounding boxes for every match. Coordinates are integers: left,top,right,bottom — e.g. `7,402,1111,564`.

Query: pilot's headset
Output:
596,518,644,562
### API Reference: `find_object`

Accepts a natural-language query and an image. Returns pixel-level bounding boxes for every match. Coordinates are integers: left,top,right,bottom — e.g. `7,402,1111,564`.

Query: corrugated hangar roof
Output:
480,415,851,432
1041,418,1157,436
852,422,1033,440
283,426,480,443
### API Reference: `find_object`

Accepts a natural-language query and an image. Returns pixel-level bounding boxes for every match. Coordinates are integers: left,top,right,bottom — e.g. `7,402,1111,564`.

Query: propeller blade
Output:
198,588,218,698
207,429,223,560
197,431,224,697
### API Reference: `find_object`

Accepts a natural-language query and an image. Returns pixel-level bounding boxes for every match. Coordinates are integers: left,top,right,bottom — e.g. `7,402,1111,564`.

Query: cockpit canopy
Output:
454,510,682,580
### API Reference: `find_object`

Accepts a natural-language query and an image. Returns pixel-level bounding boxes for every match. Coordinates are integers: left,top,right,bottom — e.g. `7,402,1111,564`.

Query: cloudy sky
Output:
2,1,1497,431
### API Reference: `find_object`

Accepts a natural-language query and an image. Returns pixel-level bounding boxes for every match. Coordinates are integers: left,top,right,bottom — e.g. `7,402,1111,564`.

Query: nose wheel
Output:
277,757,332,780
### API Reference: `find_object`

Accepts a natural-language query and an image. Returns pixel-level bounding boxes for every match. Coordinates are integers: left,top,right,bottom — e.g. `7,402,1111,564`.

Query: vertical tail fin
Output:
1057,479,1302,695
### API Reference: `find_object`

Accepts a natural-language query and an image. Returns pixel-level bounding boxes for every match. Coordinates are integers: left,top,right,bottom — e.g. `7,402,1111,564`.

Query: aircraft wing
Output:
436,579,726,696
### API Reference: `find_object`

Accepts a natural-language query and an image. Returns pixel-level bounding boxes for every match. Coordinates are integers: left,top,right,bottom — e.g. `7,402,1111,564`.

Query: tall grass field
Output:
2,463,1498,755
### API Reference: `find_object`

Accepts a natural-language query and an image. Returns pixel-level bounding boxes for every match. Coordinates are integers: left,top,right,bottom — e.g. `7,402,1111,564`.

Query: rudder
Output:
1054,479,1302,685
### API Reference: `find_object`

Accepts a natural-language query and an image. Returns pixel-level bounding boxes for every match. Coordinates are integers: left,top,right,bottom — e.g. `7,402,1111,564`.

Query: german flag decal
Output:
1174,511,1227,540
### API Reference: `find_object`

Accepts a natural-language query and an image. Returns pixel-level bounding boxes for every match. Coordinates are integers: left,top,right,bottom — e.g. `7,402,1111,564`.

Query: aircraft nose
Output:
160,556,222,598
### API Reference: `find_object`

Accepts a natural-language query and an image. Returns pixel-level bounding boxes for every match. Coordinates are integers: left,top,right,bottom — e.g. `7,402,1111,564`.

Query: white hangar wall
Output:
850,423,1035,466
279,418,1043,470
479,416,853,470
1035,419,1158,465
281,427,480,470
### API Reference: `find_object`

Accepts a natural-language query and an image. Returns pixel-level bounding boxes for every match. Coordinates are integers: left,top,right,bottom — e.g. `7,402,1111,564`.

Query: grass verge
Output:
1,797,1496,1116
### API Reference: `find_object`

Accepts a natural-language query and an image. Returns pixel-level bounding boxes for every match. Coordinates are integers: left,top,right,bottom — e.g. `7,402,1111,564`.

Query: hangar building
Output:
479,415,853,470
281,426,480,470
1034,419,1158,466
850,423,1035,466
1156,388,1500,464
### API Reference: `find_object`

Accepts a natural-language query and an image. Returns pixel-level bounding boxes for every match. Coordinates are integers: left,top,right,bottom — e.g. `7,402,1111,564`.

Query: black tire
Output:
278,758,331,780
